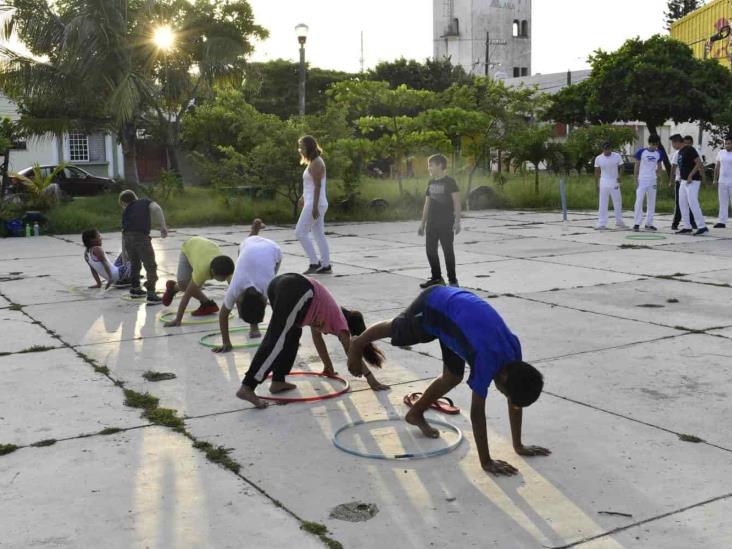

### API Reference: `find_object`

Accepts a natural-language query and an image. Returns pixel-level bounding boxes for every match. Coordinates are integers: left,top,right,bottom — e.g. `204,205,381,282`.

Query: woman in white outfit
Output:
295,135,331,274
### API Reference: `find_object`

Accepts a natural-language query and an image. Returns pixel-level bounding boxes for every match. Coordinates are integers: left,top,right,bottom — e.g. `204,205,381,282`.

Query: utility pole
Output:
360,30,364,73
485,31,490,76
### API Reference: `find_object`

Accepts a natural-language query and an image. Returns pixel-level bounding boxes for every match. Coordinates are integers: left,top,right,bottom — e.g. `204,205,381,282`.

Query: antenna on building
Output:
360,30,364,73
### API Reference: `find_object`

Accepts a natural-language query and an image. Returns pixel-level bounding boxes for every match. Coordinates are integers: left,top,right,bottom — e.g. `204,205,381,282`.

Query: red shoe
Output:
162,280,177,306
191,301,219,316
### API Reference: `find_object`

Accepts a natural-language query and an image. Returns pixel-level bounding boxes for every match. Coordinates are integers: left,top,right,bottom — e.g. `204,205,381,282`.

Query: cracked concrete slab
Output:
0,308,60,354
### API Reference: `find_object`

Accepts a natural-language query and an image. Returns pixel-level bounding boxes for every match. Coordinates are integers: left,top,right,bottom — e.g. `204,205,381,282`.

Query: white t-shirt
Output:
223,236,282,310
717,149,732,184
594,152,623,185
634,148,665,182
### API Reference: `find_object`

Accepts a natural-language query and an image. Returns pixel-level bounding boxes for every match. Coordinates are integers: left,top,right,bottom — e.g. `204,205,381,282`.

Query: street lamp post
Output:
295,23,309,116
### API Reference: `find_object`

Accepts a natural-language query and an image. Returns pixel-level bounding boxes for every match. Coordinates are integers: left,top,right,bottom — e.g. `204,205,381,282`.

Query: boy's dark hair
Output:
237,287,266,324
81,228,99,249
342,308,385,368
428,153,448,170
504,360,543,407
298,135,322,162
119,190,138,205
210,255,235,278
683,135,694,144
648,134,660,145
670,134,683,143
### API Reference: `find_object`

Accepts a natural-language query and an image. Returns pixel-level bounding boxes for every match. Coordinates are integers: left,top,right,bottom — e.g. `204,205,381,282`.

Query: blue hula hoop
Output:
332,417,463,460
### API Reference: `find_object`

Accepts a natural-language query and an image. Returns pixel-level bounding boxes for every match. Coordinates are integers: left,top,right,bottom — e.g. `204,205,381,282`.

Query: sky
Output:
247,0,670,75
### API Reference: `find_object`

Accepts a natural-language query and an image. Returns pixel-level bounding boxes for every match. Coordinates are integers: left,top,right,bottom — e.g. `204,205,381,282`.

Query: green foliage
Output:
507,125,554,193
565,125,637,173
148,169,183,201
665,0,704,30
192,440,241,473
30,438,57,447
367,57,472,92
123,389,159,411
0,443,19,456
99,427,123,435
143,407,185,431
328,138,374,198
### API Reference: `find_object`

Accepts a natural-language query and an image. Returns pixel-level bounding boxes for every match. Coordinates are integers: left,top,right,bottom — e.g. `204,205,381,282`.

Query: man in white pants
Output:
633,135,666,231
594,142,626,230
714,136,732,228
671,134,708,235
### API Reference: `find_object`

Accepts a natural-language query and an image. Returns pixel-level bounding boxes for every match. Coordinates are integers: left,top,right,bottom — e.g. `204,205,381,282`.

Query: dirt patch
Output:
142,371,177,382
330,502,379,522
636,304,664,308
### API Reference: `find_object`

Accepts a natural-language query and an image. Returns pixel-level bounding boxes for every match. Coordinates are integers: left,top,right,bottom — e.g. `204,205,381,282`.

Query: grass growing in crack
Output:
31,438,57,447
142,371,177,382
300,522,343,549
679,433,704,443
619,244,650,249
18,345,56,354
93,364,110,375
99,427,123,435
8,303,22,311
667,298,680,304
192,441,241,473
0,443,19,456
123,389,159,410
143,408,185,431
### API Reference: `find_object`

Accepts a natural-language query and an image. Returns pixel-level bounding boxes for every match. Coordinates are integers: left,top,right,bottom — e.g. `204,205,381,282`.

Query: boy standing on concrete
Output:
633,135,666,232
672,134,708,235
119,190,167,304
418,154,461,288
713,136,732,228
594,142,627,230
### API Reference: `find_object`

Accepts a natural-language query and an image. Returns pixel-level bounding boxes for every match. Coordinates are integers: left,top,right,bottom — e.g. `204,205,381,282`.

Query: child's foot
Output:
693,227,709,236
269,381,297,393
645,225,657,231
676,228,693,234
419,277,444,289
146,293,162,305
191,300,219,316
236,385,268,408
315,264,332,274
303,263,321,274
633,225,640,232
249,326,262,339
714,223,726,228
129,287,146,298
405,408,440,438
162,280,177,306
448,280,459,287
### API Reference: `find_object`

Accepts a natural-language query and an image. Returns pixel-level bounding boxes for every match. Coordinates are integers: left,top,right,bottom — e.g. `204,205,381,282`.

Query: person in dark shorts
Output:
347,286,550,476
418,154,461,288
235,273,389,408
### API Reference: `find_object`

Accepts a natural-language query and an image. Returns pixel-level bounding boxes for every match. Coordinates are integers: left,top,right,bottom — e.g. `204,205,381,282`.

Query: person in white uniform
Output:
671,134,708,235
594,142,626,230
212,219,282,352
295,135,331,274
632,135,666,231
713,136,732,228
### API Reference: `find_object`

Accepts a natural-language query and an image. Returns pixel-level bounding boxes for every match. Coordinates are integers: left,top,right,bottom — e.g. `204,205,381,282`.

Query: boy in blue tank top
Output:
347,286,549,475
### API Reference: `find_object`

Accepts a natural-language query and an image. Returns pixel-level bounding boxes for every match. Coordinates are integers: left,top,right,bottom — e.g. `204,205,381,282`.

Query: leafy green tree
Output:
0,0,266,181
0,118,21,198
665,0,704,30
565,125,636,174
243,60,354,118
328,138,374,200
367,57,472,92
507,125,554,193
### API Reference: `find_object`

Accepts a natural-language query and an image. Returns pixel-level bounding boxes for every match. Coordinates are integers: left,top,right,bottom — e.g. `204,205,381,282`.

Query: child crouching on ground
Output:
82,228,131,289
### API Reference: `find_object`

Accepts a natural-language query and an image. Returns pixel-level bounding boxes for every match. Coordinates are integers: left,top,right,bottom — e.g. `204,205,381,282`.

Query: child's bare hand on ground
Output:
212,343,233,353
482,460,519,476
514,445,551,457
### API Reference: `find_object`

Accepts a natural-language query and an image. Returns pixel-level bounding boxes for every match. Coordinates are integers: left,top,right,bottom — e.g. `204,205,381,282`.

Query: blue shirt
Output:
422,287,522,398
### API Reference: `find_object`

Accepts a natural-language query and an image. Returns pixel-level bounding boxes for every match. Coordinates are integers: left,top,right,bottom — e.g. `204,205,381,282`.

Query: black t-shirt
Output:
426,176,459,222
678,145,701,181
122,198,152,233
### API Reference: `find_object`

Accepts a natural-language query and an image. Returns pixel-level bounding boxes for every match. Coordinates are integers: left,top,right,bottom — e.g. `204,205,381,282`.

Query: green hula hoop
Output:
625,234,667,241
199,326,263,349
159,310,233,325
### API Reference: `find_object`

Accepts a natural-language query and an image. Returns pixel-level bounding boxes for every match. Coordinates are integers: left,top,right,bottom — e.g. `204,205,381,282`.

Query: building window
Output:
88,134,106,162
512,20,519,37
513,67,521,77
521,20,529,38
68,133,89,162
521,67,528,76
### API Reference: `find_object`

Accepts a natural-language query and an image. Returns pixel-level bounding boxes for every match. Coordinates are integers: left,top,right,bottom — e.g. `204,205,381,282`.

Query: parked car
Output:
10,165,113,197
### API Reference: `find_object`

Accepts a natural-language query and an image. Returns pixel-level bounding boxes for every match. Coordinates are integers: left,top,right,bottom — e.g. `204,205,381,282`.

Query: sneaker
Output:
448,280,459,287
594,225,608,231
633,225,640,232
146,293,162,305
671,224,678,231
675,228,693,234
191,300,219,316
615,223,628,230
314,265,332,274
303,263,320,275
693,227,709,236
162,280,177,306
714,223,726,228
645,226,657,231
129,287,146,298
419,277,445,289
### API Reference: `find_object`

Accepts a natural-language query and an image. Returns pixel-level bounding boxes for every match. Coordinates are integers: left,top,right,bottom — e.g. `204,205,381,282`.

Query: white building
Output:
0,94,125,178
433,0,532,78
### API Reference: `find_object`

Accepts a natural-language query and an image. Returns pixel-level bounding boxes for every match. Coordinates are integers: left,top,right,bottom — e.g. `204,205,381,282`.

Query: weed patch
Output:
99,427,123,435
18,345,56,354
143,408,185,431
0,443,18,456
142,371,177,382
123,389,159,410
31,438,57,447
679,433,704,443
192,441,241,473
8,303,22,311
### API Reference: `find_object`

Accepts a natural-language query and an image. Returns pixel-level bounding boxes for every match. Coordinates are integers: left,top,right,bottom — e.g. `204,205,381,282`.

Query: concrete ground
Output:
1,210,731,549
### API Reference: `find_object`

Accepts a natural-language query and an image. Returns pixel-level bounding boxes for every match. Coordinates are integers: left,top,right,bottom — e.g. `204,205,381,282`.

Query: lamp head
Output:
295,23,309,46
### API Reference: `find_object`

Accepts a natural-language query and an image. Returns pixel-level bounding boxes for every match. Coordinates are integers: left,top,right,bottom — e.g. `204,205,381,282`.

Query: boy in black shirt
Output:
418,154,461,288
119,190,168,304
671,135,708,236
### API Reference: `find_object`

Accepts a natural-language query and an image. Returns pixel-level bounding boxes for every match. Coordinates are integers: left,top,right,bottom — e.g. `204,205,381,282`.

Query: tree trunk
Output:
497,149,503,174
121,124,140,184
534,163,540,194
1,149,10,199
466,161,480,211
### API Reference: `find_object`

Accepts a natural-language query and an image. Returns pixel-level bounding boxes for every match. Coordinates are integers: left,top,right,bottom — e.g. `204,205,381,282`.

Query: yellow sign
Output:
671,0,732,67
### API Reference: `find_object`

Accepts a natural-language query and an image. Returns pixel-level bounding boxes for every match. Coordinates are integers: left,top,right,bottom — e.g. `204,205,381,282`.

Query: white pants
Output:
633,181,657,226
718,182,732,224
598,183,623,227
295,203,330,266
679,181,706,229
